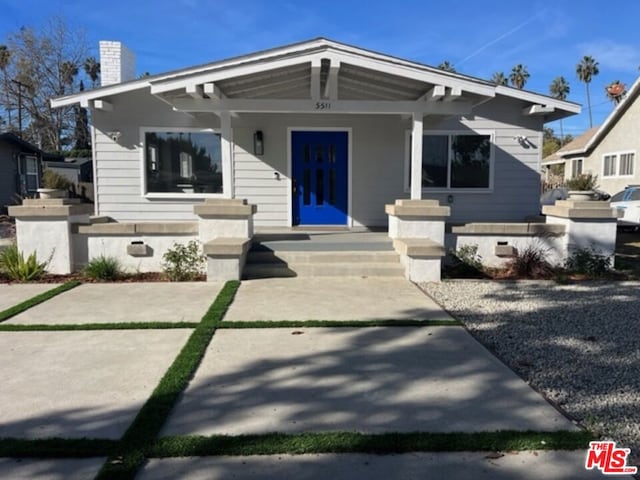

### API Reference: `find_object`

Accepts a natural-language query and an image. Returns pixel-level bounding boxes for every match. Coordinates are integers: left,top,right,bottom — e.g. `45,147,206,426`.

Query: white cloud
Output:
578,40,640,72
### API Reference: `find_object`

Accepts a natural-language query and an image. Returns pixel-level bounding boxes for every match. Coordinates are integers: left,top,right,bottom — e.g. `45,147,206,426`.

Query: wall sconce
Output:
253,130,264,156
107,130,122,142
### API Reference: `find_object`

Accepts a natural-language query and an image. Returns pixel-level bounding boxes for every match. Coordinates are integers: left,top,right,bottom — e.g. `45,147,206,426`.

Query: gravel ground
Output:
421,280,640,465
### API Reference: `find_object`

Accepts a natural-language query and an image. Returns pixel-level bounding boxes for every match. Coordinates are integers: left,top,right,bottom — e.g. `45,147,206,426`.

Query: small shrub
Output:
41,169,71,190
506,244,553,278
0,244,48,281
162,240,205,281
565,247,611,277
84,255,122,281
445,244,485,278
565,173,598,191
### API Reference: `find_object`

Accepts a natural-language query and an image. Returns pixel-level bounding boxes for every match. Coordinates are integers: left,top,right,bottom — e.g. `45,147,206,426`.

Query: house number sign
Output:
315,102,331,110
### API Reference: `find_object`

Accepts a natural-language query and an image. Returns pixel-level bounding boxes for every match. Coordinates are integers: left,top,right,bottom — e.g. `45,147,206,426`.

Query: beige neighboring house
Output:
542,77,640,195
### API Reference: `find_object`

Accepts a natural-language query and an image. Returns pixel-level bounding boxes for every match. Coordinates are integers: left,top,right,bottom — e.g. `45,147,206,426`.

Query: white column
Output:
410,112,423,199
220,111,234,198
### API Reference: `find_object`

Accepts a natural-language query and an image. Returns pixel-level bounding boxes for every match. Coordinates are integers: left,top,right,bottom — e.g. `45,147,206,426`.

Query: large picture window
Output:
417,133,492,189
144,130,223,194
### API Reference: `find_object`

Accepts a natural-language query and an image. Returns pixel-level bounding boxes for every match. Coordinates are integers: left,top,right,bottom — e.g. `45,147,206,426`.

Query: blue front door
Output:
292,131,348,225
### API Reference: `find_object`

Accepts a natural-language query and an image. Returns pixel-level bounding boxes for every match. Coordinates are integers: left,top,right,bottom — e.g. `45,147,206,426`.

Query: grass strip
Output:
149,430,593,457
0,438,117,458
0,322,199,332
218,319,461,329
0,281,81,323
95,280,240,480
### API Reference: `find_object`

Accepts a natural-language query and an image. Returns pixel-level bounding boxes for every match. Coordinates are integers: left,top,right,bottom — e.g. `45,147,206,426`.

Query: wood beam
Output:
523,104,554,116
203,82,226,99
419,85,445,102
185,84,204,99
442,86,462,102
323,59,340,100
169,97,473,115
92,100,113,111
310,58,321,101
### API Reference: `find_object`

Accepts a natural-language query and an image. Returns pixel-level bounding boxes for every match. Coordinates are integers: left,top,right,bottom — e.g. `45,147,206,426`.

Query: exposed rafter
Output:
523,104,554,116
323,58,340,100
185,84,204,99
418,85,446,102
443,86,463,102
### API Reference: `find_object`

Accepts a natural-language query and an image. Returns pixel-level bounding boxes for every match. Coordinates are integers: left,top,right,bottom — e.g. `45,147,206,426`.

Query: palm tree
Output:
0,45,11,127
490,71,508,86
605,80,626,105
59,61,78,93
549,76,570,145
509,64,530,89
576,55,599,128
83,57,100,88
437,61,456,73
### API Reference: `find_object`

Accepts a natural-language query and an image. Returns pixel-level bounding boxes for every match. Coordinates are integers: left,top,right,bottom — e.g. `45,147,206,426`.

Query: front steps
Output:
243,232,404,279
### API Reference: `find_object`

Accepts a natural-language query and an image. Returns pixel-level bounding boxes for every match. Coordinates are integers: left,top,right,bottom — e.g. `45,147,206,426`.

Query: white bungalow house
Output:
51,38,579,227
541,77,640,196
14,38,620,282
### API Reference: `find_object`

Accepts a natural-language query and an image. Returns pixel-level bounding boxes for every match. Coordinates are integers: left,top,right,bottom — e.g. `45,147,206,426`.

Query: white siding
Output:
93,91,544,225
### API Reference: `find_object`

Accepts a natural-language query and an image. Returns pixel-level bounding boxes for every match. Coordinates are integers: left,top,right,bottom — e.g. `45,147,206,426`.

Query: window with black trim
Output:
418,133,492,189
144,131,222,194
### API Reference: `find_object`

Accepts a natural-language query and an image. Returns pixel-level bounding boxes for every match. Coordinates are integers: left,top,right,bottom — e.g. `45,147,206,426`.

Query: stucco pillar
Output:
543,200,620,266
193,198,257,281
386,199,450,282
8,199,92,274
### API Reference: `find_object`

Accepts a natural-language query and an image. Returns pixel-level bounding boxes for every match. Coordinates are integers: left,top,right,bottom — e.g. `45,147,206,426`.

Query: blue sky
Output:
1,0,639,137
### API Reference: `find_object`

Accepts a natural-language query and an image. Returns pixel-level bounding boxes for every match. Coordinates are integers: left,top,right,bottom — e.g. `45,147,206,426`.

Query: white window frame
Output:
602,154,617,178
570,158,583,178
404,129,495,193
19,155,40,194
618,151,635,177
140,127,228,199
602,151,635,178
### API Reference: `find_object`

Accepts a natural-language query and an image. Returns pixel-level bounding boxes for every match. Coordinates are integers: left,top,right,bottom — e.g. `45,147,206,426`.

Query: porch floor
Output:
252,228,393,252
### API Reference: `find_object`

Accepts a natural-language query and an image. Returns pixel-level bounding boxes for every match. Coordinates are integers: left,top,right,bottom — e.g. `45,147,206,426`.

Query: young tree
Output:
549,76,570,145
576,55,599,128
490,71,508,86
437,61,456,73
0,17,90,150
509,64,530,89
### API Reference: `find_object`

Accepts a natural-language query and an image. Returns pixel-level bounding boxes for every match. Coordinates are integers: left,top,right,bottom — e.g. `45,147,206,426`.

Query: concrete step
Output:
246,250,401,265
242,262,405,279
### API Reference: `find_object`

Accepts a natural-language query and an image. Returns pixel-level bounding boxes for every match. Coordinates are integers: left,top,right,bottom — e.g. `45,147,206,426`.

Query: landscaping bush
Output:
565,173,598,191
505,244,554,279
445,244,485,278
41,169,71,190
565,247,611,277
162,240,205,281
0,244,48,281
84,255,123,281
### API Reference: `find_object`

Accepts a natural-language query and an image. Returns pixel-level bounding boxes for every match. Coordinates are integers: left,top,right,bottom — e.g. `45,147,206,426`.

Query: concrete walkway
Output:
0,278,628,479
0,283,60,311
224,277,452,321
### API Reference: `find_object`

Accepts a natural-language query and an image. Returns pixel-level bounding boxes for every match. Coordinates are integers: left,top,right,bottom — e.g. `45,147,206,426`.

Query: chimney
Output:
99,41,136,86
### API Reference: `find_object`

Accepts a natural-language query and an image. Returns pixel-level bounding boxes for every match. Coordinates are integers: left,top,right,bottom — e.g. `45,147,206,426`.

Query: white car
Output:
610,186,640,227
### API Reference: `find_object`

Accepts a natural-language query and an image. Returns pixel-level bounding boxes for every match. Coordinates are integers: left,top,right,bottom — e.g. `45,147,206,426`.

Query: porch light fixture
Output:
107,130,122,142
254,130,264,156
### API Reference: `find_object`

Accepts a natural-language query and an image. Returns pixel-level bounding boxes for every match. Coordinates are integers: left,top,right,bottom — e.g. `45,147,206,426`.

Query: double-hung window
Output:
143,129,223,195
603,151,635,178
410,132,493,190
570,158,583,178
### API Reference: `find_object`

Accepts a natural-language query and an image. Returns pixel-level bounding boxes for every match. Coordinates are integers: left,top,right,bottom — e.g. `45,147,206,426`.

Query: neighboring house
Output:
542,77,640,195
0,133,60,214
43,157,94,201
541,127,598,183
50,38,579,227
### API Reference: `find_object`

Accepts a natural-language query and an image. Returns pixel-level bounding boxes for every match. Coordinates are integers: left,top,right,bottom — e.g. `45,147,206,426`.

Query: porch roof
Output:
51,38,580,121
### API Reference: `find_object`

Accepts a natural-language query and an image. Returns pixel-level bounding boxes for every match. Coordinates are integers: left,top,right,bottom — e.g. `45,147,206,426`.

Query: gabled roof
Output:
542,127,599,165
555,77,640,157
51,38,580,120
0,132,44,154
